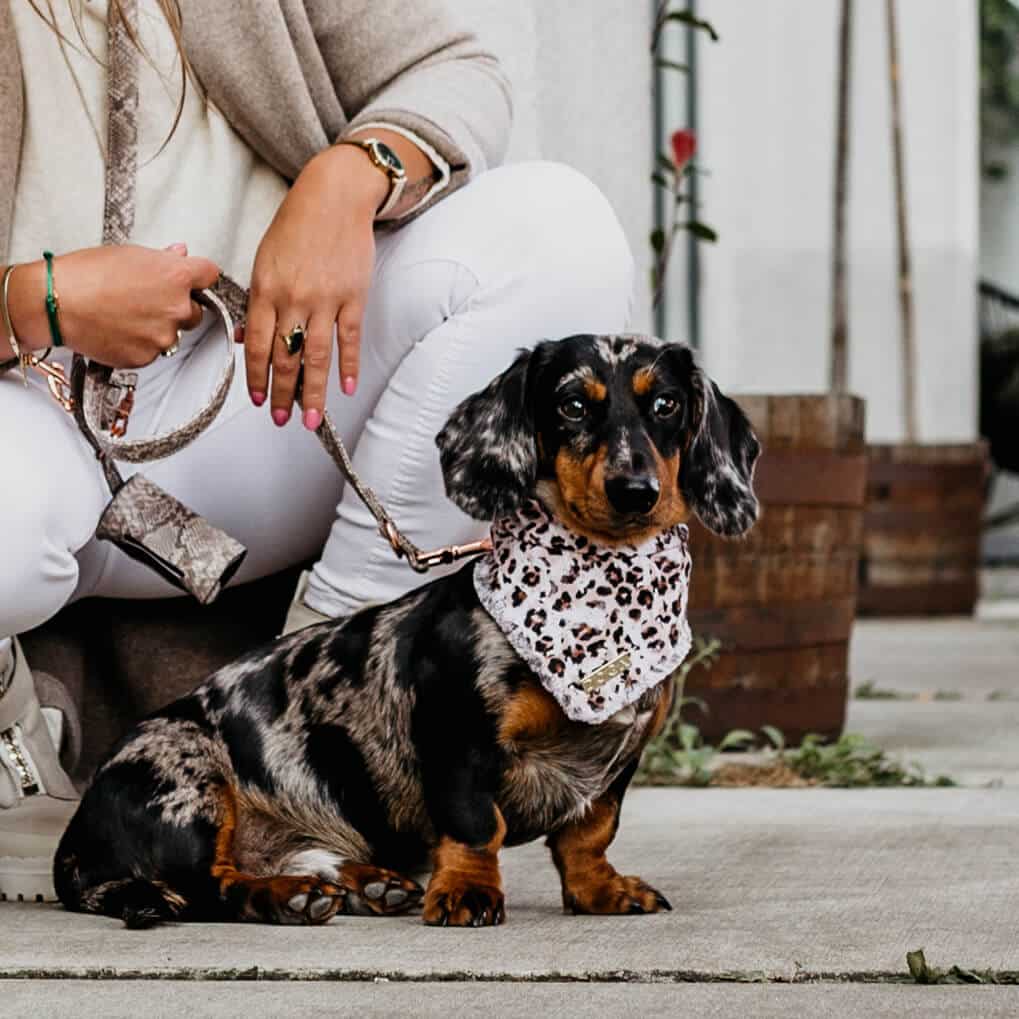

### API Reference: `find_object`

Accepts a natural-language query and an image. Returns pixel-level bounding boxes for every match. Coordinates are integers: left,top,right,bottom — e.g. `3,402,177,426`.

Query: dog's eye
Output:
559,397,588,422
652,395,680,419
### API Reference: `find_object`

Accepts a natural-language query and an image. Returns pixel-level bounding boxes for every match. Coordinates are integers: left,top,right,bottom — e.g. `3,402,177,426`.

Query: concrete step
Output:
846,700,1019,787
4,979,1018,1019
849,618,1019,700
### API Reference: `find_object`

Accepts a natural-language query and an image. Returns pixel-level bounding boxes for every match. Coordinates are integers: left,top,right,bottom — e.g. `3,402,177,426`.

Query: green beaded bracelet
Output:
42,250,64,348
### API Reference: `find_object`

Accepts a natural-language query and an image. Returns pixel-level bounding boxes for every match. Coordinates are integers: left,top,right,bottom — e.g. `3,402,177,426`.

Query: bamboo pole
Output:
830,0,852,394
885,0,919,442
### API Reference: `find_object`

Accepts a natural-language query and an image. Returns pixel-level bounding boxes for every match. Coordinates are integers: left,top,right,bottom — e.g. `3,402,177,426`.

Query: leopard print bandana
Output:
474,501,693,725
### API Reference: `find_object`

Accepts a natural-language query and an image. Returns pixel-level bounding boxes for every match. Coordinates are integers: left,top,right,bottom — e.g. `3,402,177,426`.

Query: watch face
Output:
373,141,405,176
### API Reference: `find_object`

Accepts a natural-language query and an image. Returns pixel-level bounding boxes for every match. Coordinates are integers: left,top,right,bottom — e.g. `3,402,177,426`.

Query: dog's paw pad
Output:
274,877,342,926
308,894,334,921
337,863,424,916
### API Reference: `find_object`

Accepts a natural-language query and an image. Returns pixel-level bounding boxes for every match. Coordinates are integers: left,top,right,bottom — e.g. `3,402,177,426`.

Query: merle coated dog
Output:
54,334,760,928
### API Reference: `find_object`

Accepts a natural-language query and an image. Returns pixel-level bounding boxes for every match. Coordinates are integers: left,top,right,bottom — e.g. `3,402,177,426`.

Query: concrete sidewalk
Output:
4,789,1019,1012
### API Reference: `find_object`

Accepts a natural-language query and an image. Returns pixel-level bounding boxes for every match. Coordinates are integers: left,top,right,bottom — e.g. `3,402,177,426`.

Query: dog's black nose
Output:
605,475,661,515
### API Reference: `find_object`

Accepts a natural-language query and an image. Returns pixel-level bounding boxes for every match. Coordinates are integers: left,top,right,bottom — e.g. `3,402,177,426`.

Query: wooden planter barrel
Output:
857,442,989,617
684,395,867,745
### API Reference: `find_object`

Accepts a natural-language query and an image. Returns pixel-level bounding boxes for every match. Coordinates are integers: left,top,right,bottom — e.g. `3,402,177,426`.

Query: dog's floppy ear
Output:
436,347,542,520
675,349,761,537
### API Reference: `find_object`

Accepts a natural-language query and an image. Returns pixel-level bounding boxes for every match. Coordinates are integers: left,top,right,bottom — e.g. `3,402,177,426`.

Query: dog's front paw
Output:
337,863,424,916
423,877,505,927
563,873,672,916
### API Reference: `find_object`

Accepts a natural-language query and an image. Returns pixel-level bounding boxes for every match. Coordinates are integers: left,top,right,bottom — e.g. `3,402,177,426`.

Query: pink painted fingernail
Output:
303,408,322,431
342,376,357,396
250,390,266,407
272,408,290,427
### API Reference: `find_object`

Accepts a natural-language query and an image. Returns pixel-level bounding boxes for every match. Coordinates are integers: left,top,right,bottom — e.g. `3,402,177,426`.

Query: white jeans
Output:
0,162,634,636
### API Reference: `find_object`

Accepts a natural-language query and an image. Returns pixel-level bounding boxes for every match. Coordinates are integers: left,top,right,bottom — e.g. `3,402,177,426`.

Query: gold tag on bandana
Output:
580,652,632,694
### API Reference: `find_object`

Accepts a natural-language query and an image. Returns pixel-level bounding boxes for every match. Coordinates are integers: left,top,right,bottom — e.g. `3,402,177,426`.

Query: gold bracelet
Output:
1,264,29,386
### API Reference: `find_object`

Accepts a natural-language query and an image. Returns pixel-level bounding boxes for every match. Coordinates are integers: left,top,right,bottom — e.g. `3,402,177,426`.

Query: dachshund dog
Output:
54,334,760,928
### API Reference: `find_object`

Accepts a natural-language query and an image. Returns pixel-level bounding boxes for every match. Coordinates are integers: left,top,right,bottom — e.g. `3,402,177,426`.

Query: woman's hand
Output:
244,144,388,431
3,244,220,368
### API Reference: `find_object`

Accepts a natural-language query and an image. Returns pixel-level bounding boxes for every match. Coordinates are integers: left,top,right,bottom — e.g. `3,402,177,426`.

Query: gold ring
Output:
281,323,306,357
161,329,182,358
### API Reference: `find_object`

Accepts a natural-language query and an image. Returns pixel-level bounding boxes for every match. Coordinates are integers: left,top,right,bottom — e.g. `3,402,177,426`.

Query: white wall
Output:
451,1,655,333
692,0,979,442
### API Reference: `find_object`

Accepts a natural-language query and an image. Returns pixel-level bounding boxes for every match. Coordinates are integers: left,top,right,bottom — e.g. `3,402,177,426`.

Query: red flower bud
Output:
671,129,697,170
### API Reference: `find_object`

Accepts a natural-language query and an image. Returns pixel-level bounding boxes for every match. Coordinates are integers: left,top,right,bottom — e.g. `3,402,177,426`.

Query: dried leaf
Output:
907,949,931,983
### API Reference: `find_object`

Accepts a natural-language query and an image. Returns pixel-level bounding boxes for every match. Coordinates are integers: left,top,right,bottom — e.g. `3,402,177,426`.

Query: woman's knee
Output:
388,161,634,304
451,161,635,327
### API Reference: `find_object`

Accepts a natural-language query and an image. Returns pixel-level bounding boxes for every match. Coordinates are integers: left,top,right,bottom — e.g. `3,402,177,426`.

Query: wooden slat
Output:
684,642,849,744
753,451,868,507
691,507,864,558
857,579,979,617
688,597,857,651
743,394,866,453
867,440,989,465
867,461,987,488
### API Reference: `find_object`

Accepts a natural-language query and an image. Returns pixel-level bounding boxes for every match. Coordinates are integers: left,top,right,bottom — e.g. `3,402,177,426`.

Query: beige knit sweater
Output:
0,0,514,265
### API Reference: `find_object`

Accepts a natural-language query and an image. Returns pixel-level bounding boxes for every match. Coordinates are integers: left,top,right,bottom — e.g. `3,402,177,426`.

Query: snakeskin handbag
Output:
68,288,247,605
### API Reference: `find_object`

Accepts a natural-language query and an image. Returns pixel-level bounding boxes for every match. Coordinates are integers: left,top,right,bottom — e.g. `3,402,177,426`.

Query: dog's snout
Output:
605,475,661,515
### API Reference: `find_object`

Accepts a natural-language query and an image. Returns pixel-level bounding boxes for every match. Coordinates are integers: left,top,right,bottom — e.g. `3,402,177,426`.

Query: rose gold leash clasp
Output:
379,518,492,573
24,354,75,413
412,537,494,572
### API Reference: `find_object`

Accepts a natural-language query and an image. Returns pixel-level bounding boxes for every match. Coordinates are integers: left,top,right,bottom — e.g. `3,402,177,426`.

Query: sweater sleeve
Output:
308,0,513,210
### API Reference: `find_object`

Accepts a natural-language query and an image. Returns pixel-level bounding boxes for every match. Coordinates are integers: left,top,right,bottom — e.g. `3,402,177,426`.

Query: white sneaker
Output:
0,638,79,903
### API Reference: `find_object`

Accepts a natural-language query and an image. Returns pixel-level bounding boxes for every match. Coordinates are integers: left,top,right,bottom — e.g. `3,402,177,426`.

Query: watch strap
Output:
339,138,405,218
376,172,406,218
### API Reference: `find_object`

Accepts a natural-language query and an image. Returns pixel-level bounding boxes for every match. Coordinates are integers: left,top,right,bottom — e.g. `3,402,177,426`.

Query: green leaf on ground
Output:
907,949,993,985
855,680,910,700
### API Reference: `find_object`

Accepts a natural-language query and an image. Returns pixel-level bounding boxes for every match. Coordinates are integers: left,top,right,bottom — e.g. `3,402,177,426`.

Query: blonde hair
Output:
29,0,190,147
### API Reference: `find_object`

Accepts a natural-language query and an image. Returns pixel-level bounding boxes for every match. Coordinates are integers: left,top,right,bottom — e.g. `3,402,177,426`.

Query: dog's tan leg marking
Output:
422,807,507,927
211,785,346,925
547,794,671,916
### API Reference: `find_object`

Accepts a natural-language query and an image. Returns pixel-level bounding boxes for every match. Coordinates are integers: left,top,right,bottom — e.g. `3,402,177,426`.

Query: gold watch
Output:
339,137,407,217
